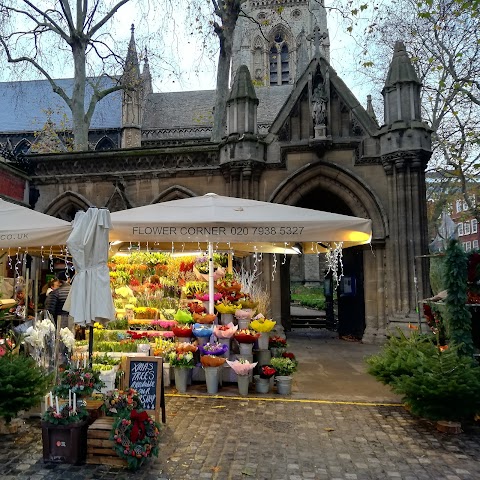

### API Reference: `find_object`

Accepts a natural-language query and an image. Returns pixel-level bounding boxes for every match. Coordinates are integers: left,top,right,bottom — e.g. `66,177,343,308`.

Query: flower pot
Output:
254,348,272,366
220,313,234,325
136,344,151,355
254,375,270,394
174,367,191,394
257,332,269,350
239,343,253,355
163,363,171,387
216,338,231,357
237,318,250,330
270,347,286,358
204,366,221,394
276,375,293,395
41,420,88,465
237,375,250,396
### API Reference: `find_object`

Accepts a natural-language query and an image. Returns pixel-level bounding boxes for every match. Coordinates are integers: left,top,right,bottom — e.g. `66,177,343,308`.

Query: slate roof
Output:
142,85,293,130
0,77,122,133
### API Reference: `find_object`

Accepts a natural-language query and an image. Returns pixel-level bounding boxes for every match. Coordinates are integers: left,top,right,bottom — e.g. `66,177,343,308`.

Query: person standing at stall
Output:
45,271,72,328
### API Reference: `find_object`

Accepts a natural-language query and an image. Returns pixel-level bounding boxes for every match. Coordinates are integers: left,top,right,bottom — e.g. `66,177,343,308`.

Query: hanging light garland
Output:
325,242,344,289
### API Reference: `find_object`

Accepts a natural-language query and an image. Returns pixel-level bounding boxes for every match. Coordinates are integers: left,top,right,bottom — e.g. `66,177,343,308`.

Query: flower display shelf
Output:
86,416,128,467
42,419,89,465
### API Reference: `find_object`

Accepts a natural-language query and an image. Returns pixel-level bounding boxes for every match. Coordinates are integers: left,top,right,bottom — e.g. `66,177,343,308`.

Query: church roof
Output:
143,85,292,133
0,77,122,133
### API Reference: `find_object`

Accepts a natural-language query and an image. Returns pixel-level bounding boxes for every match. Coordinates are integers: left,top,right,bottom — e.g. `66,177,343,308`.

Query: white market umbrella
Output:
110,193,372,313
109,193,372,250
64,207,115,329
0,198,71,248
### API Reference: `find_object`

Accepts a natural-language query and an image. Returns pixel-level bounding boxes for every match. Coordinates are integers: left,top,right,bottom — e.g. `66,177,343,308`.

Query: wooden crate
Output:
86,417,127,467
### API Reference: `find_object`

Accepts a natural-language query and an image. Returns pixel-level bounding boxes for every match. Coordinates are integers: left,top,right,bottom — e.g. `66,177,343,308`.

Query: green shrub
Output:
366,330,480,421
366,330,438,385
291,286,325,310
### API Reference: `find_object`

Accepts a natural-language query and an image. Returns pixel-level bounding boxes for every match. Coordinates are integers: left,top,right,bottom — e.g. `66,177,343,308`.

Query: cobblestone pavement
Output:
1,395,480,480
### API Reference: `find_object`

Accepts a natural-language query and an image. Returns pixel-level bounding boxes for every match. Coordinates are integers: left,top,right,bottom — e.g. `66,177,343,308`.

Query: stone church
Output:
0,0,432,343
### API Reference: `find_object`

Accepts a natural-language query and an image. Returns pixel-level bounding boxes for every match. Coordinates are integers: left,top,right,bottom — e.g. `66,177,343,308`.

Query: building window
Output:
456,200,462,213
474,240,479,250
465,221,471,235
269,32,289,86
463,201,468,211
458,223,464,236
472,219,478,233
465,241,472,252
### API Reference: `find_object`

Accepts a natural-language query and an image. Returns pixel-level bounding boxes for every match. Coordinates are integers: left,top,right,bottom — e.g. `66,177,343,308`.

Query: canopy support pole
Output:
208,242,214,314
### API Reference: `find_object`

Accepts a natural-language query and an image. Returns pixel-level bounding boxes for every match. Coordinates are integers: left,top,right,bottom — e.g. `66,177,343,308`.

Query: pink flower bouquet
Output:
234,308,255,320
153,319,177,329
214,323,238,339
226,359,257,376
195,292,223,302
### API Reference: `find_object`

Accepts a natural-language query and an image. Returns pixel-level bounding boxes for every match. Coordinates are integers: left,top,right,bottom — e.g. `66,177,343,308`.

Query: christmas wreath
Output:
111,409,161,470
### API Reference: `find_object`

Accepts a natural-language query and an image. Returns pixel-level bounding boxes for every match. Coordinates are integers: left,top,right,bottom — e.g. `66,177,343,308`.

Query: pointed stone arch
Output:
270,160,389,342
95,136,116,151
269,161,387,240
151,185,196,204
43,191,92,221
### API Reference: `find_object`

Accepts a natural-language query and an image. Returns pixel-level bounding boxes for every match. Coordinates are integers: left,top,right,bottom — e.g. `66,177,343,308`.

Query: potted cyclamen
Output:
271,355,298,395
254,365,276,394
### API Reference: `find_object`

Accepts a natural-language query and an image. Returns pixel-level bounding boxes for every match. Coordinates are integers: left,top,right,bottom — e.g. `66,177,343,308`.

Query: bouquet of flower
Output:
214,323,238,338
250,315,276,333
152,338,176,357
193,312,217,324
259,365,277,379
200,355,226,367
102,388,143,417
226,359,257,376
192,323,214,338
234,308,255,320
215,300,238,315
269,336,288,348
188,302,206,314
195,292,223,302
234,329,260,344
175,342,198,354
167,351,195,368
271,357,298,376
42,404,89,425
173,309,193,324
111,409,161,470
172,324,193,337
199,341,229,356
53,367,105,398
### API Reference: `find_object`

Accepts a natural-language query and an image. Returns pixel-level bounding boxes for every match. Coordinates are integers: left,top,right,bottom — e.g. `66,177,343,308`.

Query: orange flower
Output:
439,345,449,352
408,323,419,330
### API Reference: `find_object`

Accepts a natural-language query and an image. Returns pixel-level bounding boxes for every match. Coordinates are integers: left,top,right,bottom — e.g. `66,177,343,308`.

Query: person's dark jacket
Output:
45,282,71,318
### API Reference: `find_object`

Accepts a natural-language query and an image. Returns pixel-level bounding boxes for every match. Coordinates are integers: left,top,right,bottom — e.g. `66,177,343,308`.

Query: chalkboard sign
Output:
125,356,166,423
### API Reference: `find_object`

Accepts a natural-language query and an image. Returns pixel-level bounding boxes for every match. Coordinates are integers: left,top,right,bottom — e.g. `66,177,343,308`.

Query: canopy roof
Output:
110,193,372,253
0,198,71,249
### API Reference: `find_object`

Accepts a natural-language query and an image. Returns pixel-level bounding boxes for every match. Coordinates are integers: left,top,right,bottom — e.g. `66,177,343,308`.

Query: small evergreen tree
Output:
444,240,473,356
0,352,53,423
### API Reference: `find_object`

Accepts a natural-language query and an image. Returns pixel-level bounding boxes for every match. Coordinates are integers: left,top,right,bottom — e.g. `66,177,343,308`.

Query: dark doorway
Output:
286,188,366,337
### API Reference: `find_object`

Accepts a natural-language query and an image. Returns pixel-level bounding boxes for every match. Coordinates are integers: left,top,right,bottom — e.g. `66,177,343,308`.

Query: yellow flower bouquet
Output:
250,317,276,333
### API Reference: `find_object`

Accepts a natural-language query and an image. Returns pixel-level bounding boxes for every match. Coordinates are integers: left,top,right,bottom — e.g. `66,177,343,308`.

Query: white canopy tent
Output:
110,193,372,312
0,198,71,249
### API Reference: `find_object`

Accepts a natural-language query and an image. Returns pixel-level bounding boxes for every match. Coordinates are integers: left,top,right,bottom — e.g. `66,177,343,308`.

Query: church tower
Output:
231,0,330,86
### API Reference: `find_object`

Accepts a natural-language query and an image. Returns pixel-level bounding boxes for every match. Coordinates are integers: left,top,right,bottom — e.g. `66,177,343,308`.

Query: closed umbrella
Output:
64,207,115,359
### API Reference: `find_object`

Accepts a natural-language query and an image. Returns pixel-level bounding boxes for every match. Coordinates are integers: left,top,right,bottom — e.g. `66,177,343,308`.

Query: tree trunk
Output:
71,43,89,151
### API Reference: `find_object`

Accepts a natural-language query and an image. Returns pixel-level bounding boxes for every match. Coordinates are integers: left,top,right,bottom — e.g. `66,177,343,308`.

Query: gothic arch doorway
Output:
270,161,387,339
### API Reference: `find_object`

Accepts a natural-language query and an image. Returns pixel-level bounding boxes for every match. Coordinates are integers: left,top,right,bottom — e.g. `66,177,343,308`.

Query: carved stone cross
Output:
307,25,328,56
